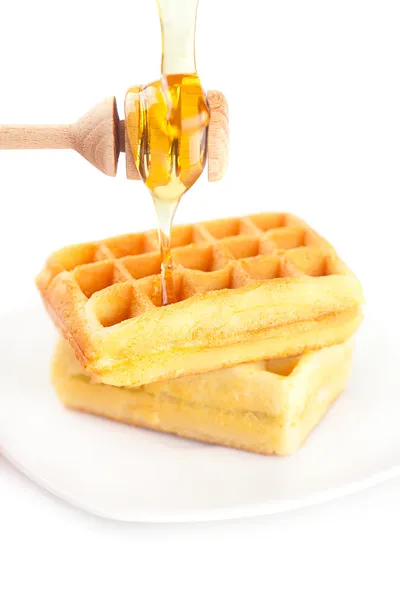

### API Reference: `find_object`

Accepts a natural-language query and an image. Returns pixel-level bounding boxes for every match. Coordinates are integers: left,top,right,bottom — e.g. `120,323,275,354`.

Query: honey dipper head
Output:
125,84,229,183
125,74,210,202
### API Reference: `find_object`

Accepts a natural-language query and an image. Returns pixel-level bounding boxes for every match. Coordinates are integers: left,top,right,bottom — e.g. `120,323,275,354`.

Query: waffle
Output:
52,338,354,456
37,213,363,387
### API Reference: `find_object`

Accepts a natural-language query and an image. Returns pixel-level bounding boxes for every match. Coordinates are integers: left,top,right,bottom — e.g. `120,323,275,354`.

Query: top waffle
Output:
36,213,363,387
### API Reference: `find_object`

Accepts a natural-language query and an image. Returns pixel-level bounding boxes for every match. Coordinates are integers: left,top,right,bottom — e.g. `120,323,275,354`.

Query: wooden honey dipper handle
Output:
0,91,228,181
0,97,119,176
0,124,72,149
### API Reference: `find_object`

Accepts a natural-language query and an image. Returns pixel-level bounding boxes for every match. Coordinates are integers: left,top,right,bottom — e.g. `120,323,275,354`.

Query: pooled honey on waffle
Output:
125,0,209,305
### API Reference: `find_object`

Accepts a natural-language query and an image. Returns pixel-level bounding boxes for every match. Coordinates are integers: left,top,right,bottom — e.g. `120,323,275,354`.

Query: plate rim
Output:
2,446,399,523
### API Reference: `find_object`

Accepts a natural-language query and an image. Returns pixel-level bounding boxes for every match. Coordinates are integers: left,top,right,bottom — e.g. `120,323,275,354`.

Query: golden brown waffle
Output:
37,213,363,387
52,338,354,456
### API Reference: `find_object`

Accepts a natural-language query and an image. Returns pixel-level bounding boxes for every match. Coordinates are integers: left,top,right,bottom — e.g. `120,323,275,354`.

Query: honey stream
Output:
125,0,210,304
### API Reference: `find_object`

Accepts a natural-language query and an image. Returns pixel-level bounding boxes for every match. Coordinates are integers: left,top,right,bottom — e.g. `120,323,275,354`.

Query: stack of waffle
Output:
37,213,363,455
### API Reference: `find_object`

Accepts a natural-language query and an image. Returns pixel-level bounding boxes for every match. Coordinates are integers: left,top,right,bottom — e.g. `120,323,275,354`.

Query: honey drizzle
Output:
125,0,209,305
153,195,179,305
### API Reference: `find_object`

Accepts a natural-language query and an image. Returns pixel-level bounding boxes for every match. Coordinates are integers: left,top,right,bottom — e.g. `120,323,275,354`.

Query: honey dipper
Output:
0,90,228,181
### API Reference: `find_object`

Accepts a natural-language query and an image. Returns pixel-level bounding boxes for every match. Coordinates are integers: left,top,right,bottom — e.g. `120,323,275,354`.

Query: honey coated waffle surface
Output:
37,213,363,387
53,338,354,456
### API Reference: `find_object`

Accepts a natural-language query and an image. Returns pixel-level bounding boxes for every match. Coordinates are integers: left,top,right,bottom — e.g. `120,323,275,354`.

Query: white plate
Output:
0,304,399,522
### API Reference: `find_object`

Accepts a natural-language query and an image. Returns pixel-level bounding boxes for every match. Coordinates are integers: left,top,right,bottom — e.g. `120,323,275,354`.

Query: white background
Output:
1,0,399,597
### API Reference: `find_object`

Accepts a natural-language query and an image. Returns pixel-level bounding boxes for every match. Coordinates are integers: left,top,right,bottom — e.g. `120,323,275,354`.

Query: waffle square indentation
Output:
104,233,156,258
239,255,282,280
263,355,301,376
50,243,105,271
264,227,306,251
137,273,184,307
282,247,334,277
120,253,162,280
200,216,262,240
217,236,261,259
170,224,210,246
172,245,229,272
248,213,286,232
74,261,130,298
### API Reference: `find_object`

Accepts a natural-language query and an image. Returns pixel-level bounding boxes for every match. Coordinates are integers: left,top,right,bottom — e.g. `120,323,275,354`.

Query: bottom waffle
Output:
52,338,354,456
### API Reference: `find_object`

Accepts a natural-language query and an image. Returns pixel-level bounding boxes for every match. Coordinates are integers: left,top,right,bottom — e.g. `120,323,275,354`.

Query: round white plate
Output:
0,304,398,522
